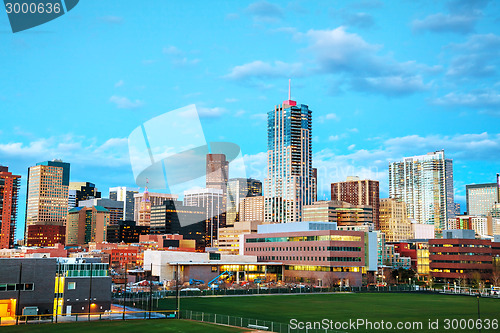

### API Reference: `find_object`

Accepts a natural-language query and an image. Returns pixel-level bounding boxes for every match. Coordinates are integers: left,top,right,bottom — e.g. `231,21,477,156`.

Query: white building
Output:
389,150,454,237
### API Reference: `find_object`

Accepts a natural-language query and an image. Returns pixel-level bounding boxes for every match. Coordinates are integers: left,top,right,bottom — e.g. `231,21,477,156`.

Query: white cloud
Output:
225,60,302,81
109,95,144,109
328,135,340,141
234,110,245,117
412,13,477,34
246,1,283,22
432,90,500,110
198,106,227,118
114,80,124,87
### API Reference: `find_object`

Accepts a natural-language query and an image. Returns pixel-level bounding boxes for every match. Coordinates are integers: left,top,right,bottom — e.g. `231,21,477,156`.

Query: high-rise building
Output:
240,196,265,222
79,198,124,226
226,178,262,225
68,182,101,210
466,179,499,216
25,160,70,244
264,91,313,223
206,154,229,193
0,166,21,249
150,199,206,250
331,177,380,229
184,188,224,247
133,192,178,222
312,168,318,203
389,150,454,237
109,187,138,221
379,198,412,242
66,206,110,246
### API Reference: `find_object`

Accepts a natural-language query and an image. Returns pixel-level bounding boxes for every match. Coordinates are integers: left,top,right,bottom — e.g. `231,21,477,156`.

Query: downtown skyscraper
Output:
264,88,314,223
25,160,70,246
0,166,21,249
389,150,454,237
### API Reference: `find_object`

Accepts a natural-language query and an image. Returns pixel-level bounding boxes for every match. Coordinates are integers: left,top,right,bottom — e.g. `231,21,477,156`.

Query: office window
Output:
68,282,76,290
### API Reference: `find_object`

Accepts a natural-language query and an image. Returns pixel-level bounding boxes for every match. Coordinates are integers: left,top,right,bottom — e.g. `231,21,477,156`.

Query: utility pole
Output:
176,263,180,319
15,262,22,325
55,262,60,323
477,294,481,333
122,268,126,320
88,263,93,321
149,263,152,319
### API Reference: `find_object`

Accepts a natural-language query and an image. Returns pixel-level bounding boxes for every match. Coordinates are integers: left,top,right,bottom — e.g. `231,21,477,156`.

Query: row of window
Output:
246,235,362,243
431,260,492,264
0,283,34,291
247,246,361,252
258,255,362,262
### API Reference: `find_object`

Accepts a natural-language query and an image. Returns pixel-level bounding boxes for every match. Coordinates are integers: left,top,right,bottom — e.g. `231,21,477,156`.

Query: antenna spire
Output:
288,79,291,100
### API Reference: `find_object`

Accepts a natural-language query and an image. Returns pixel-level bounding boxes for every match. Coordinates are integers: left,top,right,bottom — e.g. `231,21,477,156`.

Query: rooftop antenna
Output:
288,79,291,100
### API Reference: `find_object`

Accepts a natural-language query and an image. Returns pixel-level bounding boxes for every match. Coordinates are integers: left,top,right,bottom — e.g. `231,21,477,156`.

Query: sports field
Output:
159,293,500,332
0,319,242,333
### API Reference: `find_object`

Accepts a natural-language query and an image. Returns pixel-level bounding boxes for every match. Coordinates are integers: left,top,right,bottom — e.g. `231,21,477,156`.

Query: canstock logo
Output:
4,0,79,33
128,105,247,227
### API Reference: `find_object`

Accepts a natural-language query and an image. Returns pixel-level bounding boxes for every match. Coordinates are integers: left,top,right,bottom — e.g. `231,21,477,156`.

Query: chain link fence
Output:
182,309,346,333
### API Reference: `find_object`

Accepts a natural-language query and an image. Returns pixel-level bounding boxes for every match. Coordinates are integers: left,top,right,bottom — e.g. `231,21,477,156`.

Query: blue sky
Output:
1,0,500,241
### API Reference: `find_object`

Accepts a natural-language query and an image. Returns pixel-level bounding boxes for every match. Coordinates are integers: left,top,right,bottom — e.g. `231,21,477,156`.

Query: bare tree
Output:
492,260,500,287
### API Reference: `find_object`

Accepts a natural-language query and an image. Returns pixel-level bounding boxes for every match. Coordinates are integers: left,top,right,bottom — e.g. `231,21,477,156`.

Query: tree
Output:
492,257,500,287
324,274,339,291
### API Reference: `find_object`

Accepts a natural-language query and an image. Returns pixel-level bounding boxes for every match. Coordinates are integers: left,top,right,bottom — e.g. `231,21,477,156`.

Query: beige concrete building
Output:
379,198,412,242
218,220,262,255
240,196,264,222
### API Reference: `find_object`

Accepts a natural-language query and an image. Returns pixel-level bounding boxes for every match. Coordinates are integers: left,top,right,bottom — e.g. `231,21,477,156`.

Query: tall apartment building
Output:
109,187,138,221
226,178,262,225
240,196,265,222
68,182,101,210
264,93,314,223
389,150,454,237
466,179,499,216
184,188,224,247
25,160,70,246
133,192,178,222
379,198,412,242
66,206,110,246
331,177,380,229
0,166,21,249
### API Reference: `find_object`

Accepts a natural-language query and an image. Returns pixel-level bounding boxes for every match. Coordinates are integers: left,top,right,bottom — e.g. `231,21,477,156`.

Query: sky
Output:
1,0,500,241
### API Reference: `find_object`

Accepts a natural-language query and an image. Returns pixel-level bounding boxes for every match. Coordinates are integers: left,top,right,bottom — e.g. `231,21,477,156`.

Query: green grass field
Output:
156,293,500,332
0,319,242,333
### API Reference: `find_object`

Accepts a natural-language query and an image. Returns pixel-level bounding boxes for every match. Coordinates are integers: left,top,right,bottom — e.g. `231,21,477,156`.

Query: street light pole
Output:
176,263,180,319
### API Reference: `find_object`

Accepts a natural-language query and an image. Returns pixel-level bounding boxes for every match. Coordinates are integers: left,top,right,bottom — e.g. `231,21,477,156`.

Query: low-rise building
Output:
243,222,369,287
0,257,111,318
429,231,494,282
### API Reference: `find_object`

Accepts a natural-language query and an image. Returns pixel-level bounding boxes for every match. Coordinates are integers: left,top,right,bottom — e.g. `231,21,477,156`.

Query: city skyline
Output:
1,1,500,241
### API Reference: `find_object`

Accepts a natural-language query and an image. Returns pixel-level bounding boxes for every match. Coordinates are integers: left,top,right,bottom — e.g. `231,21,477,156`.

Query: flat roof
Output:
167,262,283,266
